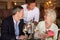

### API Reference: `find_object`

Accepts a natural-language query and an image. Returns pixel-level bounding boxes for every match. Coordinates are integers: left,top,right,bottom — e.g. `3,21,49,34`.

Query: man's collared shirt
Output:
21,4,40,23
13,17,20,39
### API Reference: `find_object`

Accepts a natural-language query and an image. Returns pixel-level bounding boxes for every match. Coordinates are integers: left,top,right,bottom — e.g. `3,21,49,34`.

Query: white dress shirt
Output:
34,21,58,40
21,4,40,23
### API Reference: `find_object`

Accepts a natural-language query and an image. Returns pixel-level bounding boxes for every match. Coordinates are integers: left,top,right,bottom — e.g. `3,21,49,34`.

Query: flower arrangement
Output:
46,30,54,40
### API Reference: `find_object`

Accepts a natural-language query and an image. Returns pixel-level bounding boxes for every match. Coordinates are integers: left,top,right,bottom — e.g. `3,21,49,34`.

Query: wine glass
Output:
23,24,28,39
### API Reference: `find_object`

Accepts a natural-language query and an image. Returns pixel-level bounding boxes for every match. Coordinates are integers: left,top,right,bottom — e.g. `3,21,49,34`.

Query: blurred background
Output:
0,0,60,40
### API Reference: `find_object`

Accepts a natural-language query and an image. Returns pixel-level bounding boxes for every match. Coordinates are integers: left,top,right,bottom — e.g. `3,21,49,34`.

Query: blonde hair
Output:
45,9,56,23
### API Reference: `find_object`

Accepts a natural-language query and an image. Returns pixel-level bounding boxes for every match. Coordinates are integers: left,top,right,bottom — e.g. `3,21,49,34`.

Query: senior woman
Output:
34,9,58,40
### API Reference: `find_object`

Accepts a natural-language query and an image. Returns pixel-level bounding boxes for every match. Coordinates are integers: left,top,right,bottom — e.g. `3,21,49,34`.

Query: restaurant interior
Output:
0,0,60,40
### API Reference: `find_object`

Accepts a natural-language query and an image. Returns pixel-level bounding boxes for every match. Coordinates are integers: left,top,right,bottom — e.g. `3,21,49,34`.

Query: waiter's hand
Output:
18,35,26,40
34,21,38,26
27,24,32,28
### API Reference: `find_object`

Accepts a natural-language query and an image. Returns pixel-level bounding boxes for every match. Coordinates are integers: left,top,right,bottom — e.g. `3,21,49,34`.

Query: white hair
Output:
45,9,56,22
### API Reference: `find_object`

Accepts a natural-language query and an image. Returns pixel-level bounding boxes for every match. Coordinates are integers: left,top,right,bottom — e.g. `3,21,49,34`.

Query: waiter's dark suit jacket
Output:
1,16,25,40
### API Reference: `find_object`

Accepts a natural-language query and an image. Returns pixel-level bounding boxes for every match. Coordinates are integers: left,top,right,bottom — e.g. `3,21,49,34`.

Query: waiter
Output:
22,0,40,25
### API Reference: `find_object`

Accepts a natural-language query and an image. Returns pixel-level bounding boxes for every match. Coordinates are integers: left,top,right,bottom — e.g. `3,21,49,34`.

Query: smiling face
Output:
17,9,24,20
27,3,36,10
44,9,56,28
44,13,52,25
44,10,52,28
